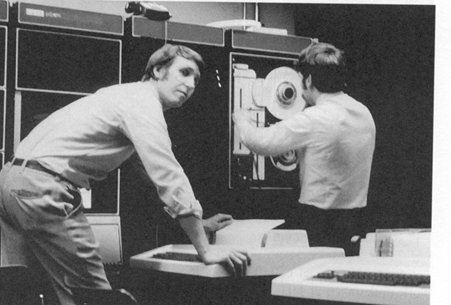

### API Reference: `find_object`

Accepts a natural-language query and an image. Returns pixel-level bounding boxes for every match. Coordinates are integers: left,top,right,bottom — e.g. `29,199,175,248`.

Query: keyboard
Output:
271,256,430,305
151,252,200,262
315,270,430,287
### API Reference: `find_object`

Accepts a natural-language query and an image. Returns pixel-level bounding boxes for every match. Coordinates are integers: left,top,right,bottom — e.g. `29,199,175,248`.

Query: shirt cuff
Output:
163,198,203,219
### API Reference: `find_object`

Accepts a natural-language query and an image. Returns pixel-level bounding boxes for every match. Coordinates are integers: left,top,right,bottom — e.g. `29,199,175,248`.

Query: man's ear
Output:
153,65,163,80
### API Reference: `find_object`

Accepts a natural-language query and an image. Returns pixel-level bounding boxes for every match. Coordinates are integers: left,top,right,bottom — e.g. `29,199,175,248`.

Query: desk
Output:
122,268,365,305
122,268,279,305
125,228,344,304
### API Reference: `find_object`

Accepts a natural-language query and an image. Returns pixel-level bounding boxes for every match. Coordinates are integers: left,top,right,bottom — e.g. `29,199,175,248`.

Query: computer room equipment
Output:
271,229,431,305
227,28,311,191
129,224,345,278
3,1,123,214
0,1,437,305
272,256,430,305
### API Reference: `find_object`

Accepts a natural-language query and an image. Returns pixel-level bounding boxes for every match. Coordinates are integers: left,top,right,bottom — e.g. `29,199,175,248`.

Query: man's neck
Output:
315,91,344,104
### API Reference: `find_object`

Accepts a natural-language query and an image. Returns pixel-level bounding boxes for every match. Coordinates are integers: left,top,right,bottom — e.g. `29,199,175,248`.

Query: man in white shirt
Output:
234,42,376,254
0,44,249,305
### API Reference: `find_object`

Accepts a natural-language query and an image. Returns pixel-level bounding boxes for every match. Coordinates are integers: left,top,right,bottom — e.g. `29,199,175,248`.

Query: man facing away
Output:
234,42,376,254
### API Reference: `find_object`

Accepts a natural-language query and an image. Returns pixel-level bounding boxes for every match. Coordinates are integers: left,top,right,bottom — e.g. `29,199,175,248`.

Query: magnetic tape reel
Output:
253,67,306,120
270,149,298,172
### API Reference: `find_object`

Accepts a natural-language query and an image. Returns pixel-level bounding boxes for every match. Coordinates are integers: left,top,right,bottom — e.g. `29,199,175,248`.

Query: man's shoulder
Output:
97,82,158,102
97,81,147,93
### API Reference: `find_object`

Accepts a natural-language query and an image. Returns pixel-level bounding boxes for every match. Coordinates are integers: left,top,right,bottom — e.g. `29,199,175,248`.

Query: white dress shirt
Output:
15,81,202,218
235,92,376,209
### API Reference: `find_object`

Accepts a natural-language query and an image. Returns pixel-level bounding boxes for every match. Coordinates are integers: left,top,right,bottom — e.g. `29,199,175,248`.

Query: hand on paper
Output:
203,213,233,233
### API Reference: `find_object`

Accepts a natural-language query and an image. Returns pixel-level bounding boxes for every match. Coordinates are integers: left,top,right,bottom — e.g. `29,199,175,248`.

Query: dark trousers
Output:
281,203,367,256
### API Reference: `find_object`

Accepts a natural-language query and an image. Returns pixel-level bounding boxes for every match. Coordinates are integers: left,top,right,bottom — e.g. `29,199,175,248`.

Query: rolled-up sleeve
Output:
120,94,203,219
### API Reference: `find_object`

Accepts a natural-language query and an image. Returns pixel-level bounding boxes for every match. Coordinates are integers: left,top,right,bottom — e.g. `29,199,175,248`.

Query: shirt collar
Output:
316,91,345,104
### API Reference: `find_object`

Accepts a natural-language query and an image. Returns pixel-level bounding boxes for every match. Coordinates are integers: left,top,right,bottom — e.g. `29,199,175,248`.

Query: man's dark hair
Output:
295,42,347,93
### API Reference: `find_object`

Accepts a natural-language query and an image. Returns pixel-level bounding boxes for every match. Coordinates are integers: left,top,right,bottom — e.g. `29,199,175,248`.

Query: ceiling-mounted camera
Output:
125,2,172,21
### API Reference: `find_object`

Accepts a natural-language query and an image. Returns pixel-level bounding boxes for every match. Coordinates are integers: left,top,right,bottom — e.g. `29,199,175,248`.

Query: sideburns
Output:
301,77,308,91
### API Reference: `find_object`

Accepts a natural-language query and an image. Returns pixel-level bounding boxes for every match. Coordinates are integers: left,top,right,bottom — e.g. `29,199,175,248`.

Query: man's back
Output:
297,92,376,209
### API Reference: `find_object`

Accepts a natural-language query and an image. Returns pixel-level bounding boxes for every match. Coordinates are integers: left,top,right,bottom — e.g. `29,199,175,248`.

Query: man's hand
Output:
177,214,249,277
233,110,252,128
203,213,233,233
199,246,251,278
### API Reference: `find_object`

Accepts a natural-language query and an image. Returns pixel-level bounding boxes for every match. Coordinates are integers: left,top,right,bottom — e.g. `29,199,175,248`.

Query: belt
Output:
12,158,79,188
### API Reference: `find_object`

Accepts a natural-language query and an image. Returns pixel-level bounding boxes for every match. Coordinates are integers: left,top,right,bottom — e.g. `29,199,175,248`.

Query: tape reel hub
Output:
277,81,297,106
